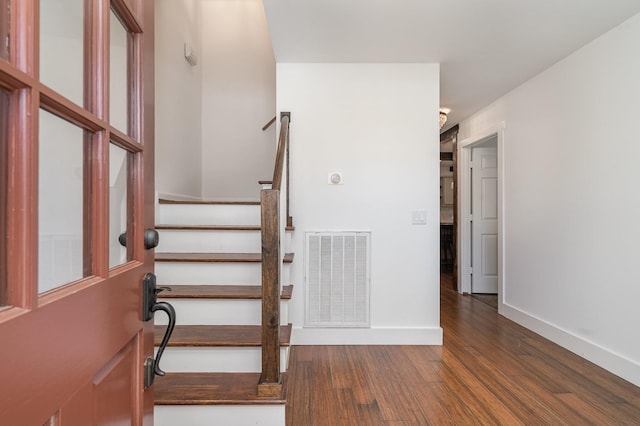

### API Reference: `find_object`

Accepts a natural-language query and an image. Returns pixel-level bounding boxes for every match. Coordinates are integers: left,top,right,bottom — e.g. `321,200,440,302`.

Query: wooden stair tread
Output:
156,224,295,231
158,284,293,300
159,198,260,205
155,252,295,263
154,372,287,405
157,224,261,231
156,324,292,347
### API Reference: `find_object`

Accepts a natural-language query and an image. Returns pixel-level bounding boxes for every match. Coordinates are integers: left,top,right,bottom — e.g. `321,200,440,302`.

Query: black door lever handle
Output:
142,273,176,387
150,301,176,377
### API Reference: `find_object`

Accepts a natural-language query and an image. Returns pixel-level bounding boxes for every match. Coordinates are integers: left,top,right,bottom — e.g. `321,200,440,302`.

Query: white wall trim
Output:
501,303,640,387
457,123,506,315
291,327,443,345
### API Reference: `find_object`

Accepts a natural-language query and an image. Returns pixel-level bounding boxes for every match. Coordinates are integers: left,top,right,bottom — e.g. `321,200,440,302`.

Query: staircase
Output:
153,198,294,426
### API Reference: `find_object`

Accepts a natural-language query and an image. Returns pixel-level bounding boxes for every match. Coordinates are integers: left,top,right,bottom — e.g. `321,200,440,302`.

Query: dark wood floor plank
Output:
374,346,437,424
430,358,505,425
515,374,594,425
555,393,619,425
453,345,565,423
428,382,483,425
285,273,640,425
517,342,640,424
416,383,457,425
341,346,377,406
357,347,426,424
521,336,639,404
400,345,443,383
437,347,525,425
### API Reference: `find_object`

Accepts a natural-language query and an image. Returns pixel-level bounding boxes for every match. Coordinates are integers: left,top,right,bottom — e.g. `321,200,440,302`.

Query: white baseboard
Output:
291,326,443,345
502,303,640,387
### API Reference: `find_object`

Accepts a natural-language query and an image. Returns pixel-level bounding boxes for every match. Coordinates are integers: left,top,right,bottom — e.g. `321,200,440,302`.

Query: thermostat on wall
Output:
328,172,343,185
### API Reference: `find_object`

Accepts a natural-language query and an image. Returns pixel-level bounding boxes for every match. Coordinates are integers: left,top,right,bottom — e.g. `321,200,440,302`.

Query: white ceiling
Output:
263,0,640,131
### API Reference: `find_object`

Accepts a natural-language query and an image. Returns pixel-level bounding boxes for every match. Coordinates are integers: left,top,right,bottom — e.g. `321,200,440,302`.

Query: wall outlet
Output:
411,210,427,225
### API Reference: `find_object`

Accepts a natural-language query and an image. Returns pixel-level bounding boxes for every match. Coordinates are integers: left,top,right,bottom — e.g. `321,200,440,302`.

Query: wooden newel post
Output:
258,189,282,396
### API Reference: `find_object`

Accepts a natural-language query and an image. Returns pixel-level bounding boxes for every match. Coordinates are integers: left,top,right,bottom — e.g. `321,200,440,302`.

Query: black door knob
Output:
144,228,159,250
118,232,127,247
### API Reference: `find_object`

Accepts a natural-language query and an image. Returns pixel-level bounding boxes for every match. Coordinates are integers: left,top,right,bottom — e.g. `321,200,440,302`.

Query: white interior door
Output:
471,145,498,294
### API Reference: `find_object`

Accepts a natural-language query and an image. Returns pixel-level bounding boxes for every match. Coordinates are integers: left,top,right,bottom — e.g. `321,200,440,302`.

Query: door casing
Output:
457,123,506,313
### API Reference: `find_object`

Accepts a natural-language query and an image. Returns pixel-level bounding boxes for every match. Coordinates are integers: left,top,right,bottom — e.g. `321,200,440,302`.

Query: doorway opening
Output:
458,125,506,313
439,125,459,290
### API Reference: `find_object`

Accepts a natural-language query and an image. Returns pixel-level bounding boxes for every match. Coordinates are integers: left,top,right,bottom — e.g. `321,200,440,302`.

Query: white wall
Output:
458,13,640,386
277,63,442,344
155,0,203,199
200,0,276,200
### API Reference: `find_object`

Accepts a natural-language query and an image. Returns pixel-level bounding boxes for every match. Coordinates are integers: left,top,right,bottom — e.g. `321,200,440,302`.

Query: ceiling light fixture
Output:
439,108,450,130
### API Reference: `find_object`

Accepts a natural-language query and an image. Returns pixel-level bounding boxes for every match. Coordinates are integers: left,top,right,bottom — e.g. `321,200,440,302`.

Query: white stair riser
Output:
157,347,289,373
156,262,260,285
158,204,260,226
155,299,289,325
155,405,285,426
157,230,292,252
157,230,261,253
155,262,291,286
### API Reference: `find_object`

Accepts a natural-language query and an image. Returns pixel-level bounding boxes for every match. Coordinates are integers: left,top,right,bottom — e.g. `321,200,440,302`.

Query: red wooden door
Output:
0,0,156,424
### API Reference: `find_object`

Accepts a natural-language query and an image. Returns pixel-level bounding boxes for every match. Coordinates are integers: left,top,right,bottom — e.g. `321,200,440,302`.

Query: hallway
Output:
285,273,640,424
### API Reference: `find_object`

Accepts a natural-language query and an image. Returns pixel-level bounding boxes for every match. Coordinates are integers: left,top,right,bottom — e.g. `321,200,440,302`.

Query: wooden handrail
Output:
271,113,289,190
272,112,291,227
262,115,277,131
258,112,291,397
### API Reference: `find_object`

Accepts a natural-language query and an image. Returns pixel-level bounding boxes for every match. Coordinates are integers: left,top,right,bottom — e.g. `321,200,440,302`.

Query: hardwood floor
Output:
286,273,640,425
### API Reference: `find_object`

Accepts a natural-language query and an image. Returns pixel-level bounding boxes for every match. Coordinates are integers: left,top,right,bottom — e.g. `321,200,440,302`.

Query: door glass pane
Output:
0,0,9,61
0,89,8,307
110,9,128,133
38,109,85,294
40,0,84,106
109,144,128,268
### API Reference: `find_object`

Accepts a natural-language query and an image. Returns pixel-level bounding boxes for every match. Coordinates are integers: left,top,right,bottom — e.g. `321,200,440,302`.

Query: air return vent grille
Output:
305,232,370,327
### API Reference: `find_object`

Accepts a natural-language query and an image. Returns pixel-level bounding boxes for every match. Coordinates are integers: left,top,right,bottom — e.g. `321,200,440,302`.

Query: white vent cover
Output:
305,232,371,327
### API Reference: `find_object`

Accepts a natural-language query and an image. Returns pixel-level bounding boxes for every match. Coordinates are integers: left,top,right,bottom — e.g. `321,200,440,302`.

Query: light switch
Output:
411,210,427,225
